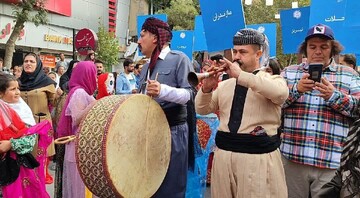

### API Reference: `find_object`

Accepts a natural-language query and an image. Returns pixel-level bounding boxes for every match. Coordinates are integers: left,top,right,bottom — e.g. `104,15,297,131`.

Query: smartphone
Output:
308,63,323,82
210,54,223,62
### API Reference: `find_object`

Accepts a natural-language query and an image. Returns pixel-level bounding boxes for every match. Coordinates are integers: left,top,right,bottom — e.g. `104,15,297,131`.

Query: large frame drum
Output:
76,95,171,197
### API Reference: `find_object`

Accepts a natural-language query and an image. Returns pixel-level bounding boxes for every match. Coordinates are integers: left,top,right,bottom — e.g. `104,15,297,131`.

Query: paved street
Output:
45,162,211,198
205,186,211,197
45,162,55,198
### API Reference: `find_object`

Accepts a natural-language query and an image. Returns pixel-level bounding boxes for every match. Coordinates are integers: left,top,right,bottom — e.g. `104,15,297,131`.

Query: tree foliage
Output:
95,21,120,72
156,0,199,30
146,0,171,12
4,0,48,68
152,0,311,67
244,0,311,67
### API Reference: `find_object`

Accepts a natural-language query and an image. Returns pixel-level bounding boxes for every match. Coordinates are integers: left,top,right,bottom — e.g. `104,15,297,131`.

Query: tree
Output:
192,0,200,13
146,0,171,13
157,0,198,30
150,0,312,66
148,0,200,15
4,0,48,68
95,21,120,72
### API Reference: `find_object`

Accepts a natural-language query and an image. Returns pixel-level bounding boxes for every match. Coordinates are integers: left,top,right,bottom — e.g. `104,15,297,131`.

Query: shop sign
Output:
0,23,25,40
75,28,98,55
39,55,56,68
44,34,73,45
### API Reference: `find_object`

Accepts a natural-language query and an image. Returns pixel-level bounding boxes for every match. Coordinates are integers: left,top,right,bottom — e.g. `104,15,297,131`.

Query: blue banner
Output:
247,23,277,57
280,7,310,54
199,0,245,52
356,54,360,66
344,0,360,27
310,0,360,53
193,15,208,52
171,30,194,60
137,14,167,56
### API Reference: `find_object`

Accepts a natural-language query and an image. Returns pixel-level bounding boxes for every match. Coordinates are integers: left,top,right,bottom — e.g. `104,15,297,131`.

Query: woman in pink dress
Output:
57,61,97,198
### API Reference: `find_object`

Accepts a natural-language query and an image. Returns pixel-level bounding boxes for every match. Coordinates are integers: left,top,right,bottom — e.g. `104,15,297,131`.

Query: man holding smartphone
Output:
281,24,360,197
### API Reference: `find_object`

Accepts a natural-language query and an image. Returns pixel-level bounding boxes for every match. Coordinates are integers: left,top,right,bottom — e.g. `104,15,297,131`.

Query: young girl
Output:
11,65,23,79
0,73,52,198
96,72,115,100
48,71,63,100
48,71,59,88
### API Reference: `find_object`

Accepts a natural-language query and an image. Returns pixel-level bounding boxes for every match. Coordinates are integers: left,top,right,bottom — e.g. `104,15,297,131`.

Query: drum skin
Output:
76,94,171,198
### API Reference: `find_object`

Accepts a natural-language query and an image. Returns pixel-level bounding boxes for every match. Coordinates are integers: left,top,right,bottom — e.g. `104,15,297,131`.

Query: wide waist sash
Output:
215,130,281,154
163,105,187,127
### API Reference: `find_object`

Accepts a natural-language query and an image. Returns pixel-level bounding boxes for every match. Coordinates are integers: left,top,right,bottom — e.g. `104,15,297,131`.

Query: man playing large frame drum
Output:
137,17,194,197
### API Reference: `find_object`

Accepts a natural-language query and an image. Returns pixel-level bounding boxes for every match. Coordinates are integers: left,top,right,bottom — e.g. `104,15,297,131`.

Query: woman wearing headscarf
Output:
59,60,79,93
56,60,79,131
96,72,115,100
53,59,78,198
19,52,56,184
48,71,63,102
84,50,95,62
57,61,97,198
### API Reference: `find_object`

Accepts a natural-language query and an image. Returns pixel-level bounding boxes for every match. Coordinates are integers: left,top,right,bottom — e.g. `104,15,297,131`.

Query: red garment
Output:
207,152,214,184
96,73,110,100
2,120,52,198
0,102,27,140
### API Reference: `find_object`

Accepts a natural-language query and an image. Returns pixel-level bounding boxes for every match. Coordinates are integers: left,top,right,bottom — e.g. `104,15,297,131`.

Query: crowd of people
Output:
1,17,360,198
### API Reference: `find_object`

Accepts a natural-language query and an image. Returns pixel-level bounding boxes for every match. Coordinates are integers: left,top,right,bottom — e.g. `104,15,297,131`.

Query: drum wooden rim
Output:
76,95,171,197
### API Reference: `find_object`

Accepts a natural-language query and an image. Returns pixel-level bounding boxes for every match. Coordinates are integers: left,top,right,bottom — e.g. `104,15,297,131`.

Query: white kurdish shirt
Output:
150,46,190,105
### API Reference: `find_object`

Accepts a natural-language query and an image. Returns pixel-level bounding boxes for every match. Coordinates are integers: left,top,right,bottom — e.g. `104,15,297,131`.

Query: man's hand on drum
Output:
147,80,161,97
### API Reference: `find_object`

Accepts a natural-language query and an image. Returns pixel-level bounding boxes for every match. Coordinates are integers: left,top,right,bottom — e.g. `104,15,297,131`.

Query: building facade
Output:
0,0,138,69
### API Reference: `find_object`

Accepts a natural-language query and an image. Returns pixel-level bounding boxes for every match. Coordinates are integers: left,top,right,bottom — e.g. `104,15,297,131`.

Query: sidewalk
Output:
45,163,211,198
46,161,55,198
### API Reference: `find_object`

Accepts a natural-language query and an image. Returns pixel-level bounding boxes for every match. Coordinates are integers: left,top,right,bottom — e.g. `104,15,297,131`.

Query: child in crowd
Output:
96,72,115,100
0,73,52,198
11,65,22,79
48,71,59,88
265,58,282,75
48,71,63,100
